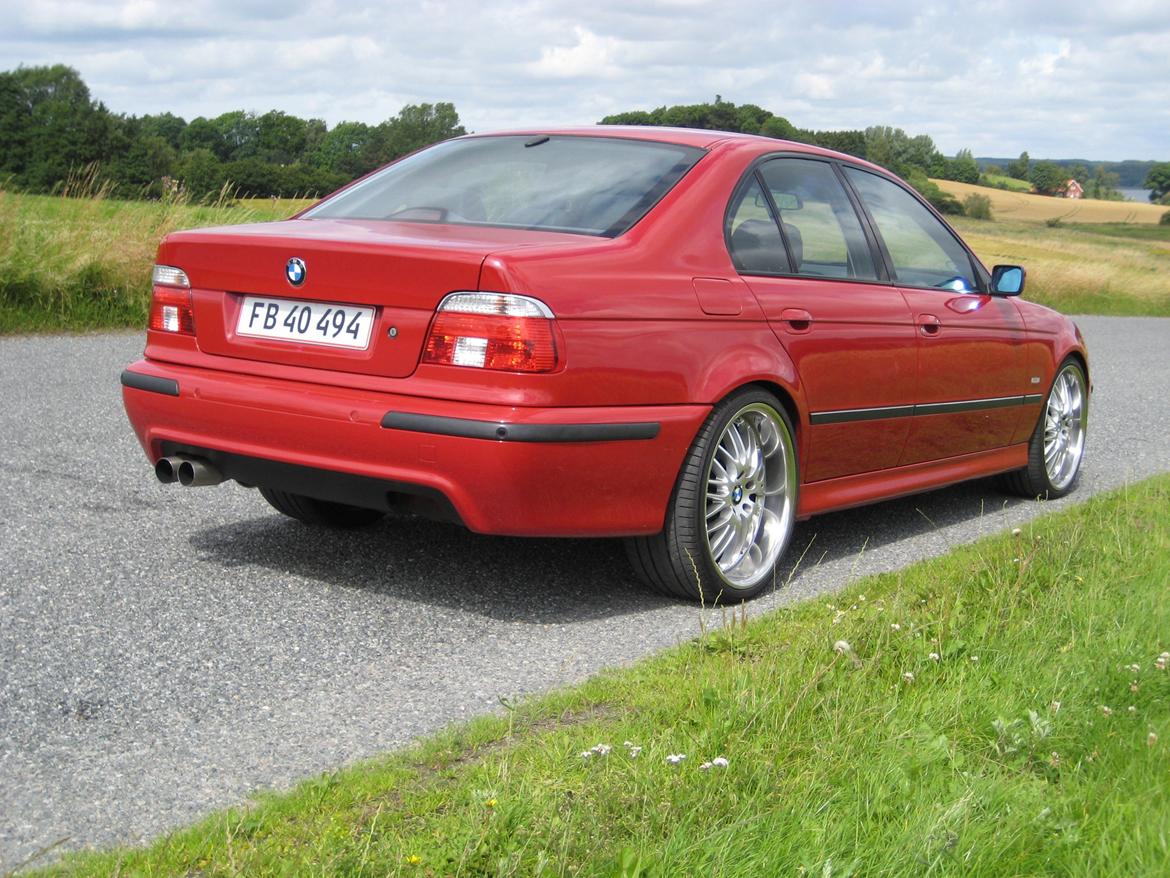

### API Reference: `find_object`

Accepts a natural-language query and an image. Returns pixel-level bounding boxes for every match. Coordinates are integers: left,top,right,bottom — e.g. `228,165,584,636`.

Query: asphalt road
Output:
2,316,1168,870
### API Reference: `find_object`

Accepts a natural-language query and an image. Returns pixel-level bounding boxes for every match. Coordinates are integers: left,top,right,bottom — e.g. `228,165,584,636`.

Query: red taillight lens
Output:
148,264,195,335
423,293,559,373
149,286,195,334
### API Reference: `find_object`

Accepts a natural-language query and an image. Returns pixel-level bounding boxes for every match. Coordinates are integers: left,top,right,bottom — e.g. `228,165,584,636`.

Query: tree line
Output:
0,65,465,199
3,67,1168,210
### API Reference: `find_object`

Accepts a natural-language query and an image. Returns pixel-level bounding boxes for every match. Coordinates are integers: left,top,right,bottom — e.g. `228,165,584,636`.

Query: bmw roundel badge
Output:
285,257,306,286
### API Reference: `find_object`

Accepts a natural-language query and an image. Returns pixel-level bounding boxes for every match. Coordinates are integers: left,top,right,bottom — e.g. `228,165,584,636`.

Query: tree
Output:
948,148,980,184
311,121,375,177
1144,162,1170,202
178,148,225,200
0,65,115,191
1007,151,1030,180
1030,161,1067,196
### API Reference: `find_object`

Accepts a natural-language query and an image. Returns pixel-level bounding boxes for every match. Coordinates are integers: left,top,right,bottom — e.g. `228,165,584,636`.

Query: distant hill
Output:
976,158,1156,188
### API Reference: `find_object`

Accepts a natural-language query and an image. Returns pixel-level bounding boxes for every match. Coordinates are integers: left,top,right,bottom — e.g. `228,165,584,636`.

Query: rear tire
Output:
1002,358,1087,499
626,388,798,603
259,487,385,528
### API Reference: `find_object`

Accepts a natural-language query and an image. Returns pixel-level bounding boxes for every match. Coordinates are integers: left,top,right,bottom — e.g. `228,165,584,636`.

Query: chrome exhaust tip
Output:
176,458,225,487
154,456,182,484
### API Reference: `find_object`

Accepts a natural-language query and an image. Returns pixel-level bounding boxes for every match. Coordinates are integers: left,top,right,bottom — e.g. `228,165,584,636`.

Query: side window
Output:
843,168,976,291
758,159,878,281
727,177,789,274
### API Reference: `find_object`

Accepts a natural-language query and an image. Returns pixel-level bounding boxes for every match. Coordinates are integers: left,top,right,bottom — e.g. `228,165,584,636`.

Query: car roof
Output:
459,126,870,166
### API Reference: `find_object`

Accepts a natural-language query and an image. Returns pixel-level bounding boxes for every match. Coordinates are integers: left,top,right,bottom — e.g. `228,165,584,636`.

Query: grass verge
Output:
31,475,1170,877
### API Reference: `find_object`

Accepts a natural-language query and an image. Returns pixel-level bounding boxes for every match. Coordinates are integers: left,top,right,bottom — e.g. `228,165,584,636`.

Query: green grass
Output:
35,475,1170,877
0,188,306,333
980,174,1032,193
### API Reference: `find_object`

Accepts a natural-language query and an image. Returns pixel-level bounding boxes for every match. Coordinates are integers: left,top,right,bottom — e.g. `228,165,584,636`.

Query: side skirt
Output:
797,444,1029,518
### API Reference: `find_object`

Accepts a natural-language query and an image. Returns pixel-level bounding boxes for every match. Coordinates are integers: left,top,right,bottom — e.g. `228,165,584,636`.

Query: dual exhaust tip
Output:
155,455,225,487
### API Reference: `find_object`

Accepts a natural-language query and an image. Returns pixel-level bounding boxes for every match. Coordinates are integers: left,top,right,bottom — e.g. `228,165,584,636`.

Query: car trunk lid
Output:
161,218,576,379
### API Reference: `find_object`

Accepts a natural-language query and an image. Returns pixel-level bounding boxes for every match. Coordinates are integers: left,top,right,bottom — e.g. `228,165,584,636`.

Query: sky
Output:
2,0,1167,162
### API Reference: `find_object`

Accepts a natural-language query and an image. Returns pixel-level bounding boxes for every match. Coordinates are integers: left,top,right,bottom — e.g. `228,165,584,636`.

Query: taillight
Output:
423,292,560,373
148,264,194,335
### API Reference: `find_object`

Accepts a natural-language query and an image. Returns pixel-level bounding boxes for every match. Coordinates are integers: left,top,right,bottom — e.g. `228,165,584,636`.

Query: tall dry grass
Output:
954,217,1170,315
0,176,308,332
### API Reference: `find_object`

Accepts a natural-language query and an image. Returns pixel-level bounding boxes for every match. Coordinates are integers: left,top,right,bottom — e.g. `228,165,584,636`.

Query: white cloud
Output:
0,0,1166,160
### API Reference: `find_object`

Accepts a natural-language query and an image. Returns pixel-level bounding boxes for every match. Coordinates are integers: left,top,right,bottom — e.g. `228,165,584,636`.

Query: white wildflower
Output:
1149,731,1159,747
699,761,712,771
1127,664,1141,673
579,751,593,759
590,743,612,756
890,623,901,631
1101,705,1113,717
1050,700,1062,713
1011,527,1022,536
902,672,915,684
929,652,940,662
711,756,729,768
970,655,980,663
833,640,852,655
666,753,686,765
1128,705,1137,714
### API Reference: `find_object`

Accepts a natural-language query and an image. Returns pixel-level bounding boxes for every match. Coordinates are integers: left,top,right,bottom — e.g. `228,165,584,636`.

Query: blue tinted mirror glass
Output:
995,266,1023,294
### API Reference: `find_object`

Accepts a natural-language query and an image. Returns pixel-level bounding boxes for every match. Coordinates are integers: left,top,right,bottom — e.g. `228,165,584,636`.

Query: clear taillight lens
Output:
423,292,559,372
148,264,194,334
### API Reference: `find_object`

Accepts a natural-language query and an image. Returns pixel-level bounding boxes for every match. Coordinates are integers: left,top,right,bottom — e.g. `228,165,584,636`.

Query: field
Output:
934,179,1166,224
2,183,1170,333
36,475,1170,876
953,216,1170,315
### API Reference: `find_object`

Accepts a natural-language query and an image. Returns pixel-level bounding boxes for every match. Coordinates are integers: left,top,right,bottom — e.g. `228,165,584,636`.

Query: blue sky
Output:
2,0,1167,161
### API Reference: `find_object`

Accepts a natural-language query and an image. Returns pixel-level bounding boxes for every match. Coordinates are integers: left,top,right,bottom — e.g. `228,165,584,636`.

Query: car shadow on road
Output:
188,476,1029,624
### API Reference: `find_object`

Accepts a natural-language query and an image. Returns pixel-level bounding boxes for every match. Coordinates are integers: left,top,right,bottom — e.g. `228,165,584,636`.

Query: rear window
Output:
304,135,706,237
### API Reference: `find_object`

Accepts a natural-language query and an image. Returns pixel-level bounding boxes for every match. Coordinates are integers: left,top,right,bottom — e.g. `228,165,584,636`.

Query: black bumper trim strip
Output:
120,370,179,397
810,394,1041,426
381,412,660,443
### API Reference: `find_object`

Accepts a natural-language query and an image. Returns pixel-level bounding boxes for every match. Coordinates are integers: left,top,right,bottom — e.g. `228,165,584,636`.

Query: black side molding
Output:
809,394,1046,426
120,370,179,397
381,411,660,443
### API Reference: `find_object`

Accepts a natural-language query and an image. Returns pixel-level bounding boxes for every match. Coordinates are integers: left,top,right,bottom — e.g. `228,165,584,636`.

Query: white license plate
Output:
236,296,375,350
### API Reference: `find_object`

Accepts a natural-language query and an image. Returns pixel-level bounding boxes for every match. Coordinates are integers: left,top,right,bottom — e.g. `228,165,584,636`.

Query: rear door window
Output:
757,159,878,281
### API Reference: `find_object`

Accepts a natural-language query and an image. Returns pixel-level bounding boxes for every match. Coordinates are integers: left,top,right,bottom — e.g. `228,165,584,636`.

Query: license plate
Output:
236,296,375,350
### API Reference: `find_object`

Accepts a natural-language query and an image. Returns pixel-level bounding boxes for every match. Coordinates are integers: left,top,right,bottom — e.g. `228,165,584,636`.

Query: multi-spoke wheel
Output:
626,388,798,602
1003,358,1088,499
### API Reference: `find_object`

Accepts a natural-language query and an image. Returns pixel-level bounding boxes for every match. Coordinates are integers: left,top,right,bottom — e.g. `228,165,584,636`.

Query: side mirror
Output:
991,265,1025,296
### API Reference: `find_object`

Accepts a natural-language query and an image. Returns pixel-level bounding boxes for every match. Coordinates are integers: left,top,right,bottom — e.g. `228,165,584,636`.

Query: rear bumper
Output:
121,361,707,536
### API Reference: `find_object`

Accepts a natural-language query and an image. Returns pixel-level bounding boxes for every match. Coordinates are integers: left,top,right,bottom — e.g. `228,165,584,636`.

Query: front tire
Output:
627,388,798,603
1003,358,1087,499
259,487,385,528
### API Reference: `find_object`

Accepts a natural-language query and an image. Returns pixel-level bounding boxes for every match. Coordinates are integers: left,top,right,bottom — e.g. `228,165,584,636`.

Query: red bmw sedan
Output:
122,128,1089,602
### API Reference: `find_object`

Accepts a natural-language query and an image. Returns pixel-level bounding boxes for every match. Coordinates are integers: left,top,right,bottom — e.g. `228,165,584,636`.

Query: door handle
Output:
780,308,812,333
918,314,941,336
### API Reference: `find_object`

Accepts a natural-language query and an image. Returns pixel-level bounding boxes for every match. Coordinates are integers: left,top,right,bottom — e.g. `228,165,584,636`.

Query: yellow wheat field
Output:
933,180,1166,224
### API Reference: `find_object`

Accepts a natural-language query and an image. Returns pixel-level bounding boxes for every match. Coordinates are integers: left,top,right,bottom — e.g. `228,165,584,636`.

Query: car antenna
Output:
524,136,550,148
